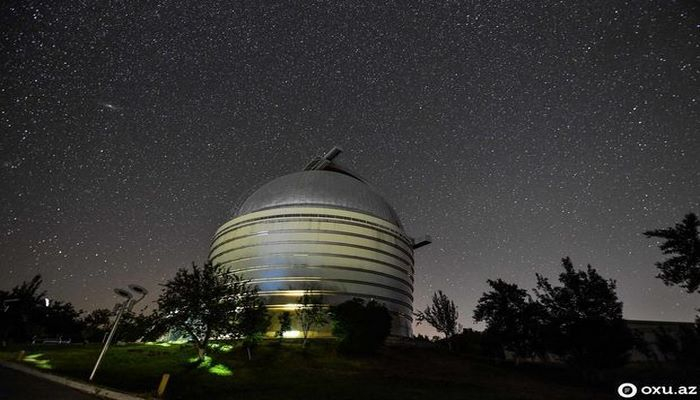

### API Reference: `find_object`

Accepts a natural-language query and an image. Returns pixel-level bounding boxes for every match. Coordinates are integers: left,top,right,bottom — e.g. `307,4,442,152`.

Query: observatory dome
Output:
209,148,427,337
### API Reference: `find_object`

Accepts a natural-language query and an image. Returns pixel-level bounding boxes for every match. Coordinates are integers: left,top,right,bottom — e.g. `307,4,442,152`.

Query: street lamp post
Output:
89,284,148,381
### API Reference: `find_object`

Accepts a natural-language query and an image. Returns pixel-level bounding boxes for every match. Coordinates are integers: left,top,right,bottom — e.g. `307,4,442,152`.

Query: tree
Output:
644,213,700,293
238,302,270,360
331,298,391,354
117,309,169,342
41,300,83,341
535,257,632,371
81,308,112,343
275,311,292,341
415,290,459,339
296,292,328,348
157,262,262,359
474,279,546,361
1,275,47,343
1,275,85,344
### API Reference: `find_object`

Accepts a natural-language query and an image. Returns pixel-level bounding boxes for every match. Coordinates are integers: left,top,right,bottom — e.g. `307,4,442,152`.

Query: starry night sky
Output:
2,1,698,335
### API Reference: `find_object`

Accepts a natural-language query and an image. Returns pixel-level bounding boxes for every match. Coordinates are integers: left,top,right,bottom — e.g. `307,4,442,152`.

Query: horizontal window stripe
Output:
210,228,414,262
264,304,413,323
212,251,414,280
247,277,414,301
210,239,413,267
258,290,413,313
227,264,413,291
216,206,406,237
237,203,403,230
214,213,412,248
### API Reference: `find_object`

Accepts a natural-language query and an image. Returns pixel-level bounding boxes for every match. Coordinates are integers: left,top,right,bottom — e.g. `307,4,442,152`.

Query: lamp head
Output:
128,284,148,296
114,288,133,299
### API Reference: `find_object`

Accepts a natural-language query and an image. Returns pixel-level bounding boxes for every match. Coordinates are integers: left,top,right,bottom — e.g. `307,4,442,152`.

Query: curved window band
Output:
211,228,414,262
258,290,413,313
225,263,413,290
210,239,413,268
212,251,414,281
248,276,414,301
265,304,413,323
214,213,412,248
216,208,409,240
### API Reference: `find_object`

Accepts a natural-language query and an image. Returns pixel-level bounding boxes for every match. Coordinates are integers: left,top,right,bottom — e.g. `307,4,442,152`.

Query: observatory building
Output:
209,147,429,337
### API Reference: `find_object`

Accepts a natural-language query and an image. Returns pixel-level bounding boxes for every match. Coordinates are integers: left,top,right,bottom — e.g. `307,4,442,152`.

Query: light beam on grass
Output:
187,355,232,376
208,364,233,376
23,353,52,370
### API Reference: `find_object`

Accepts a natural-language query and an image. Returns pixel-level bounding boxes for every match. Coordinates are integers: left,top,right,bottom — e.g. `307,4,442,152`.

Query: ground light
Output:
188,355,233,376
282,330,301,338
23,353,52,370
89,284,148,381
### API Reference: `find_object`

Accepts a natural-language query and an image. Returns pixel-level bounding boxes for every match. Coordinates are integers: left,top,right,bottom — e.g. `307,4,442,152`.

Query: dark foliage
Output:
40,300,83,340
296,292,328,347
474,257,633,372
117,309,170,342
415,290,459,339
446,328,487,357
474,279,546,360
1,275,47,343
275,311,292,340
2,275,167,345
1,275,83,343
535,257,633,370
157,262,264,359
644,213,700,293
331,298,391,354
81,308,112,343
239,303,271,359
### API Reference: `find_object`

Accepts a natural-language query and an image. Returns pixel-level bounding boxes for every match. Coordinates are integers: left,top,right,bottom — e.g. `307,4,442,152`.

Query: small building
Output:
626,319,697,362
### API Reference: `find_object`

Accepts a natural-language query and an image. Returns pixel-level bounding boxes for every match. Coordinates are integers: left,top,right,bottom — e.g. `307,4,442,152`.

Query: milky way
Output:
1,1,698,334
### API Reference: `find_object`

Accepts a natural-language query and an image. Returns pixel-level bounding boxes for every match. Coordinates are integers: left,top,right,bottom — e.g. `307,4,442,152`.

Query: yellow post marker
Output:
157,373,170,397
17,350,25,361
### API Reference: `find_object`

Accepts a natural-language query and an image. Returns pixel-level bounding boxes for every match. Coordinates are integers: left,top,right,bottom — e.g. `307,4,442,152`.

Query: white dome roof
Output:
237,170,404,228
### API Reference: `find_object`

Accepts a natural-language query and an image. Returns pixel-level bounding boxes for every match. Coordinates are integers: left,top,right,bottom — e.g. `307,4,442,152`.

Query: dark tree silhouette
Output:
1,275,84,344
296,291,328,348
474,279,546,361
535,257,632,371
2,275,47,343
41,300,83,340
157,262,262,359
117,309,170,342
415,290,459,339
275,311,292,341
331,298,391,354
81,308,112,343
239,303,270,360
644,213,700,293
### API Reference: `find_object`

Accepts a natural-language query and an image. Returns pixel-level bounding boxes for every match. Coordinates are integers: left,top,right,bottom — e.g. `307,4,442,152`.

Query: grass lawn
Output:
0,340,695,400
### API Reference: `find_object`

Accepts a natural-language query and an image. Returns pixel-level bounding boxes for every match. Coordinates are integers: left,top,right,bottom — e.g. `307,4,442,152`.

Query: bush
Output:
331,298,391,354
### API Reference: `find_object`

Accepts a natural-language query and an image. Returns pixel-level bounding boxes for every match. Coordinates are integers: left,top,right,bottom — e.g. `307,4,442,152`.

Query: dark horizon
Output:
1,1,698,336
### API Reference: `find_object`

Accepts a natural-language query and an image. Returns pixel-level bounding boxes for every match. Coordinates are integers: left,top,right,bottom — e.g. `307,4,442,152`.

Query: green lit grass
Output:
1,341,695,400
